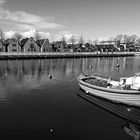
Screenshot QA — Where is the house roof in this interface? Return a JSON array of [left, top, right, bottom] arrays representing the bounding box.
[[20, 38, 29, 47], [21, 37, 41, 48], [20, 38, 29, 45], [36, 39, 45, 47], [3, 38, 20, 47]]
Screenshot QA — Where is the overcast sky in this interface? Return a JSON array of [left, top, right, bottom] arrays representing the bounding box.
[[0, 0, 140, 41]]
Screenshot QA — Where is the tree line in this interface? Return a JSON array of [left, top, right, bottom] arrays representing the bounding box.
[[1, 28, 140, 50]]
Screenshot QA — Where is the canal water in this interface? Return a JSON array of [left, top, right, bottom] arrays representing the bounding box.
[[0, 56, 139, 140]]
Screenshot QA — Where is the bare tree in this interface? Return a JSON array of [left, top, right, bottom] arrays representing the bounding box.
[[87, 39, 92, 44], [93, 39, 98, 49], [123, 34, 132, 44], [129, 35, 138, 45], [61, 35, 66, 42], [136, 37, 140, 45], [114, 34, 124, 42], [93, 39, 98, 45], [13, 32, 23, 42], [69, 35, 77, 50], [34, 31, 41, 41], [61, 36, 67, 48], [0, 28, 5, 42], [69, 35, 76, 45], [79, 36, 85, 46]]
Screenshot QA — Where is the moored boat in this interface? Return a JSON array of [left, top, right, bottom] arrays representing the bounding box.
[[77, 73, 140, 107]]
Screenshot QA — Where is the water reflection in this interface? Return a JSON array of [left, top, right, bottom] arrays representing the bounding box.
[[122, 121, 140, 140], [77, 91, 140, 140], [0, 57, 140, 99], [0, 57, 140, 139]]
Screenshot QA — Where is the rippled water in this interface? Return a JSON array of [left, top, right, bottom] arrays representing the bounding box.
[[0, 56, 139, 140]]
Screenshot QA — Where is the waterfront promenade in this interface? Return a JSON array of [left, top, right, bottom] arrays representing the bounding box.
[[0, 52, 138, 59]]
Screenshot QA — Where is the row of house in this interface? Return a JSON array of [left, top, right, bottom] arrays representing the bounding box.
[[96, 41, 140, 52], [0, 37, 139, 53], [0, 37, 96, 53], [0, 37, 53, 53]]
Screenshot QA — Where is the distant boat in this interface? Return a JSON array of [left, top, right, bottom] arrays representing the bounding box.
[[77, 73, 140, 107]]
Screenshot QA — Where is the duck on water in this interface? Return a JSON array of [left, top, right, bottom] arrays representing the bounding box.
[[77, 73, 140, 107]]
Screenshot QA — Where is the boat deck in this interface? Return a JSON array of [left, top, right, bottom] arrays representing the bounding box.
[[83, 77, 135, 91], [83, 78, 109, 88]]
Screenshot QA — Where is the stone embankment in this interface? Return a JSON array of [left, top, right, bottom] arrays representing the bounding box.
[[0, 52, 138, 59]]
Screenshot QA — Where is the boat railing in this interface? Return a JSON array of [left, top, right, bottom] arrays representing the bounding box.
[[91, 73, 111, 80], [134, 72, 140, 77]]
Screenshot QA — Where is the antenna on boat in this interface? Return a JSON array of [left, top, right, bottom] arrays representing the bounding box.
[[108, 75, 111, 83]]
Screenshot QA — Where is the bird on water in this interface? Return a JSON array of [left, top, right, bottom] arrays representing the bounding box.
[[89, 64, 93, 69], [115, 63, 120, 68], [48, 74, 53, 79]]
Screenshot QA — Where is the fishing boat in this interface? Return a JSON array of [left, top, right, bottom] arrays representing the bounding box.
[[77, 73, 140, 107]]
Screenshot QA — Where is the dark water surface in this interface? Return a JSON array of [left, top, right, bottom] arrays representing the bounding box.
[[0, 57, 140, 140]]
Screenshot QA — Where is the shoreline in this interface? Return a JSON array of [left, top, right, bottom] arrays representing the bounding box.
[[0, 52, 138, 60]]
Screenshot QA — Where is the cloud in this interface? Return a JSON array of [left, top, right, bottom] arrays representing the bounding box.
[[22, 29, 50, 39], [5, 30, 15, 38], [0, 0, 5, 4], [16, 24, 35, 31], [96, 37, 109, 42], [5, 29, 50, 39], [0, 0, 63, 31], [54, 31, 80, 42]]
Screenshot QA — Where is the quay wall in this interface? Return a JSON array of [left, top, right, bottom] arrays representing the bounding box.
[[0, 52, 137, 60]]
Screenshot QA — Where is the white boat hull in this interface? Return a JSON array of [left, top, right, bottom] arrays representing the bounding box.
[[79, 82, 140, 107]]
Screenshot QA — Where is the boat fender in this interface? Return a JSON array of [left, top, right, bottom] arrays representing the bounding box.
[[85, 90, 89, 95]]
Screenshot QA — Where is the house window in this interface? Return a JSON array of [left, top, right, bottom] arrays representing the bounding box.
[[30, 43, 35, 49], [12, 49, 17, 52], [12, 44, 16, 47]]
